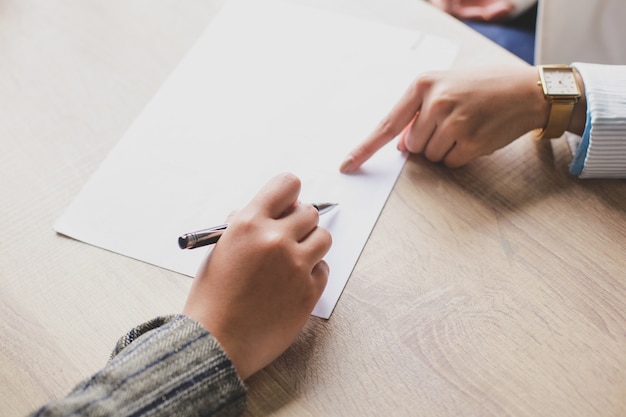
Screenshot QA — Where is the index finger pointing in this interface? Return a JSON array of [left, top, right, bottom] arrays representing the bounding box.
[[339, 79, 425, 173]]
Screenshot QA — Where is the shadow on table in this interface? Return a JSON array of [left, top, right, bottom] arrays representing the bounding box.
[[402, 134, 626, 216]]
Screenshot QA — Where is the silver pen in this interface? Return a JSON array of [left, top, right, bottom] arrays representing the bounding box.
[[178, 202, 338, 250]]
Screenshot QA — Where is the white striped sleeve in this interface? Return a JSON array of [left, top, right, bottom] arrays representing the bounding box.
[[570, 63, 626, 178]]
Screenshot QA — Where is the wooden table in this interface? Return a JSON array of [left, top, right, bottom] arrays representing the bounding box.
[[1, 1, 624, 416]]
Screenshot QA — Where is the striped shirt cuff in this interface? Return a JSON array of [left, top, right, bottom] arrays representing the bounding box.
[[570, 62, 626, 178]]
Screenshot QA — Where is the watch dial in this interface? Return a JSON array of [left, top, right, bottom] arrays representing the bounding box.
[[544, 69, 578, 95]]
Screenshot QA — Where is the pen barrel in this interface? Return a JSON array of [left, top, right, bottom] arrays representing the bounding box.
[[177, 203, 336, 250], [178, 223, 228, 249]]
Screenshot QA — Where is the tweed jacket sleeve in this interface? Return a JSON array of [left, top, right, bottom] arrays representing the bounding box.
[[29, 315, 246, 417]]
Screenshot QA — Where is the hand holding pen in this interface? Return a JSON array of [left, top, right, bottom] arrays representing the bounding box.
[[179, 202, 337, 249], [182, 172, 333, 379]]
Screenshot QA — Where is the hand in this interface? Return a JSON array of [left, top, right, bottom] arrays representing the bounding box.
[[182, 172, 332, 380], [340, 66, 548, 172], [429, 0, 516, 21]]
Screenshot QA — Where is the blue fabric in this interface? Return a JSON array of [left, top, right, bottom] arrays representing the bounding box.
[[464, 21, 535, 64], [461, 4, 537, 64]]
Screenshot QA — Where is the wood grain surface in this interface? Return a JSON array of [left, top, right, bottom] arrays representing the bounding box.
[[1, 1, 624, 416]]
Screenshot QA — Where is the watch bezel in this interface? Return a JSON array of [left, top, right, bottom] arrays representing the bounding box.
[[538, 65, 581, 98]]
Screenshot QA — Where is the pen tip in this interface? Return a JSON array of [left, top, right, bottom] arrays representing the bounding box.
[[178, 236, 189, 250], [314, 202, 338, 214]]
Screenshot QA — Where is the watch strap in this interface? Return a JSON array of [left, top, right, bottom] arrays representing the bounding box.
[[537, 100, 576, 140], [536, 65, 580, 140]]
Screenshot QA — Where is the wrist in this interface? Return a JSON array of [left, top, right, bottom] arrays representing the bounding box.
[[526, 66, 551, 132], [182, 309, 255, 380]]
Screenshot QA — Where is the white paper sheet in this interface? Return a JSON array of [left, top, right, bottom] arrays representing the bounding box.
[[54, 0, 458, 318]]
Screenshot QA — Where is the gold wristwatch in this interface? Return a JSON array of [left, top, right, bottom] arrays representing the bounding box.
[[536, 65, 581, 140]]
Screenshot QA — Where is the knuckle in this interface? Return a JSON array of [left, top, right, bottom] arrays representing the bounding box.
[[423, 147, 440, 162], [404, 135, 421, 153], [414, 72, 438, 92], [235, 212, 258, 233], [430, 94, 454, 114], [292, 256, 309, 273], [320, 228, 332, 250], [263, 229, 290, 250], [304, 203, 319, 220]]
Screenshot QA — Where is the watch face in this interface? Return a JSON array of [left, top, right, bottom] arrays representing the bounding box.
[[543, 68, 579, 96]]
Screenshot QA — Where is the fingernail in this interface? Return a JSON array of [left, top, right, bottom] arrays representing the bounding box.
[[339, 155, 353, 173]]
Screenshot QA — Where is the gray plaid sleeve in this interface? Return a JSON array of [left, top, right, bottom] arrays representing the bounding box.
[[30, 315, 246, 417]]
